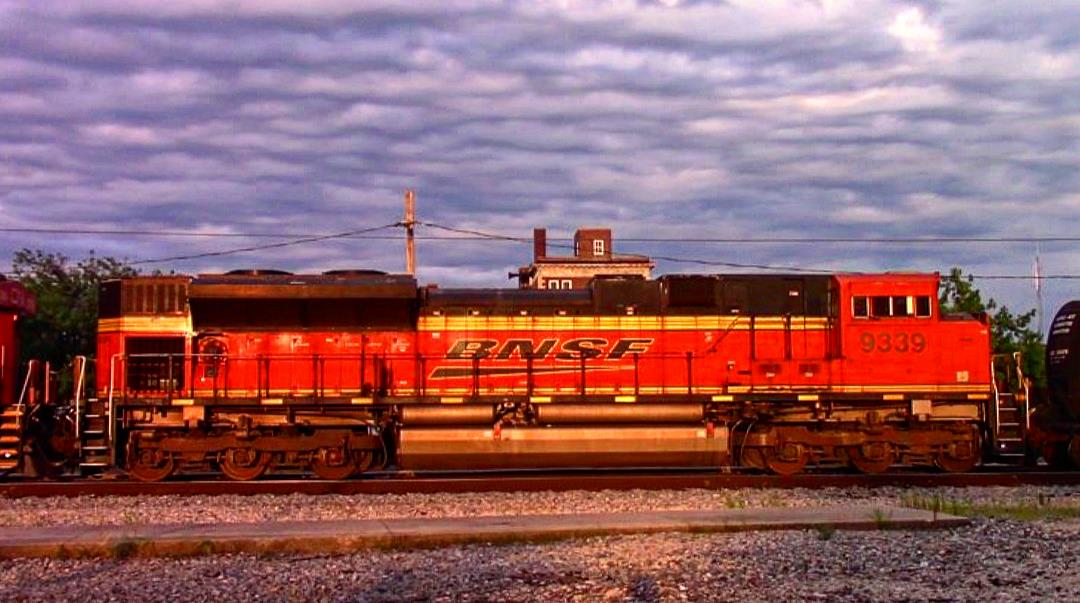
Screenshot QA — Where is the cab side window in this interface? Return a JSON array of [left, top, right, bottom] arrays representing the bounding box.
[[852, 295, 932, 318]]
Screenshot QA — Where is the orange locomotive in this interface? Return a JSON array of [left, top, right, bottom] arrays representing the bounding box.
[[93, 268, 1014, 481]]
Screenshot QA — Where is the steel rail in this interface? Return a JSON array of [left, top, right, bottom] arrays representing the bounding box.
[[2, 470, 1079, 499]]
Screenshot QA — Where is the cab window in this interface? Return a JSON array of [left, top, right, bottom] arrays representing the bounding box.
[[852, 295, 932, 318]]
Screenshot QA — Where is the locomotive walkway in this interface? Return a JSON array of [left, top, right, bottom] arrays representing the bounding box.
[[0, 505, 967, 559]]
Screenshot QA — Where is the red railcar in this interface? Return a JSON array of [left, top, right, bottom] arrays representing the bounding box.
[[95, 269, 1004, 481], [0, 278, 35, 406], [1, 277, 35, 473]]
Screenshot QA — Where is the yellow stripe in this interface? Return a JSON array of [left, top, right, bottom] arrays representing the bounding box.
[[529, 396, 551, 403], [614, 395, 636, 403], [441, 396, 464, 404], [883, 394, 905, 401], [797, 394, 820, 401], [418, 315, 830, 332], [98, 316, 192, 334], [261, 398, 283, 405], [351, 397, 373, 405], [171, 398, 194, 406], [711, 395, 734, 402]]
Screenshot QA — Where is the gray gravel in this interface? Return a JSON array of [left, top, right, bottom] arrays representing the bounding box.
[[2, 486, 1079, 601], [2, 485, 1078, 527], [2, 518, 1079, 602]]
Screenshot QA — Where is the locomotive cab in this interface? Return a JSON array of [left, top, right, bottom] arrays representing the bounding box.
[[836, 273, 990, 396]]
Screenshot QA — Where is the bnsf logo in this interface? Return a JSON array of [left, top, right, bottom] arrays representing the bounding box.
[[445, 338, 654, 361]]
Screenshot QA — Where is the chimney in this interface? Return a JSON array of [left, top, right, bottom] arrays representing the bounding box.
[[534, 228, 547, 260]]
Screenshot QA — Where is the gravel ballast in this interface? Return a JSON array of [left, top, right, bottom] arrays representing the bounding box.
[[2, 486, 1079, 601], [1, 519, 1078, 602], [1, 485, 1078, 528]]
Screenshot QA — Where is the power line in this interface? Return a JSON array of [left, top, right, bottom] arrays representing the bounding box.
[[4, 220, 1079, 280], [129, 223, 399, 265], [420, 221, 1080, 280], [3, 226, 1080, 245]]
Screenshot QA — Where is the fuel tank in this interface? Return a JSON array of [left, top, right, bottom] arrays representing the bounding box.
[[397, 425, 729, 470]]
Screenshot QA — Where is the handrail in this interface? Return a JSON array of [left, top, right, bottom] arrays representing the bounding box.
[[17, 359, 38, 406], [107, 354, 120, 448], [989, 357, 1001, 441], [73, 355, 87, 439], [1013, 351, 1031, 431]]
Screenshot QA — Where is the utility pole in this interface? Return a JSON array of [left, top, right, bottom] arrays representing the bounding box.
[[404, 189, 416, 276]]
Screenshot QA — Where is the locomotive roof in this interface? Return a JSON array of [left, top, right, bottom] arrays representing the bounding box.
[[0, 279, 35, 315], [190, 272, 417, 299], [426, 287, 593, 306]]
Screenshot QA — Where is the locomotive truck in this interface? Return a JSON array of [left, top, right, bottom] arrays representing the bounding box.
[[0, 268, 1071, 480]]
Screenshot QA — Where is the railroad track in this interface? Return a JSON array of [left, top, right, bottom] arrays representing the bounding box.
[[2, 468, 1079, 498]]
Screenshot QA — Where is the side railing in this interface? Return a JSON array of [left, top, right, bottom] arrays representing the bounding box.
[[106, 349, 753, 403]]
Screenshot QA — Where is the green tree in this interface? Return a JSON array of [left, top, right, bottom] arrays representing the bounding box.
[[12, 249, 136, 393], [939, 267, 1045, 386]]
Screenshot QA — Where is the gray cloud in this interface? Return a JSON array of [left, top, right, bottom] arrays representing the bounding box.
[[1, 0, 1078, 316]]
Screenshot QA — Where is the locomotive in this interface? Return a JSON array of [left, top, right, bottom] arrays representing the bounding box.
[[0, 276, 36, 472], [1, 268, 1072, 480]]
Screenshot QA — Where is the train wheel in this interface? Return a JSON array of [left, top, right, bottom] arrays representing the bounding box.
[[849, 442, 894, 474], [763, 442, 809, 476], [935, 439, 979, 473], [219, 447, 270, 481], [1067, 437, 1080, 468], [128, 448, 175, 482], [310, 447, 372, 480]]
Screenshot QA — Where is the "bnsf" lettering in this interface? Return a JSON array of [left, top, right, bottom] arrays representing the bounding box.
[[445, 338, 653, 361]]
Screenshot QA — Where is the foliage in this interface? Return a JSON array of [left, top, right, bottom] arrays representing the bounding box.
[[939, 267, 1045, 387], [12, 249, 136, 393]]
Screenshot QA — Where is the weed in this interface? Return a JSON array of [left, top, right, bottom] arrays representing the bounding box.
[[871, 508, 892, 529], [816, 523, 836, 541], [111, 539, 140, 560], [901, 493, 1080, 522]]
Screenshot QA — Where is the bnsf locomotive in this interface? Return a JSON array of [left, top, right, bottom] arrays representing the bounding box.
[[78, 268, 1024, 481]]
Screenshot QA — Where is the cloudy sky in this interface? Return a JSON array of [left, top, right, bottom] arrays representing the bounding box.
[[1, 0, 1078, 319]]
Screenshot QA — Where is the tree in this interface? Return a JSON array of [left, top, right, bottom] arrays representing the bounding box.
[[939, 267, 1045, 386], [12, 249, 137, 394]]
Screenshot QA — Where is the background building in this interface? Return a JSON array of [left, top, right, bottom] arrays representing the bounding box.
[[515, 227, 653, 289]]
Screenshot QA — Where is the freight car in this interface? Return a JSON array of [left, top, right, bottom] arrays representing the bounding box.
[[62, 268, 1029, 481], [1034, 301, 1080, 467]]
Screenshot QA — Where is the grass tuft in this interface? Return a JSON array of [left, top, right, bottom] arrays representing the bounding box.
[[816, 523, 836, 541], [871, 508, 892, 529], [901, 492, 1080, 521]]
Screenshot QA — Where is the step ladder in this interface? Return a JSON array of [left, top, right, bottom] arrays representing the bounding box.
[[78, 397, 111, 475], [72, 357, 112, 476], [0, 404, 25, 474], [990, 352, 1031, 463]]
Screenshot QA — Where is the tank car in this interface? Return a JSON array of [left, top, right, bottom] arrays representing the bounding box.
[[1034, 301, 1080, 467]]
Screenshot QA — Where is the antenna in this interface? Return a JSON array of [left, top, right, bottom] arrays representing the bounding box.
[[1034, 247, 1044, 335], [404, 189, 416, 276]]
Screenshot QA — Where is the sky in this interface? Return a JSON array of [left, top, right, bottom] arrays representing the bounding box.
[[1, 0, 1078, 323]]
